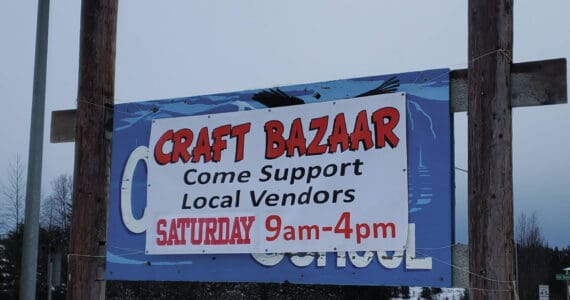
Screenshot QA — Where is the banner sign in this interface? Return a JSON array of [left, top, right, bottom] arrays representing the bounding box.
[[107, 68, 454, 287], [146, 94, 408, 255]]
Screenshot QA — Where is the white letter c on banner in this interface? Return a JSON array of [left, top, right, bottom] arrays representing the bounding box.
[[120, 146, 149, 234]]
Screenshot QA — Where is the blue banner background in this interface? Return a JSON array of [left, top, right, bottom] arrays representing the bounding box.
[[107, 68, 454, 287]]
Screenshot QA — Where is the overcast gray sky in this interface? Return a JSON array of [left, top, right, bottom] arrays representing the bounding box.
[[1, 1, 569, 247]]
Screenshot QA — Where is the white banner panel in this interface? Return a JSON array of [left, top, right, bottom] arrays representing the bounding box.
[[145, 93, 408, 254]]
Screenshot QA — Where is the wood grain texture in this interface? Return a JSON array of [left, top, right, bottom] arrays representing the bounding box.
[[451, 58, 567, 112], [67, 1, 117, 299], [467, 0, 515, 299], [50, 109, 76, 143]]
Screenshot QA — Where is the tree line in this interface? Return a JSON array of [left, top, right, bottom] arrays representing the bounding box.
[[0, 156, 72, 299], [515, 212, 570, 300]]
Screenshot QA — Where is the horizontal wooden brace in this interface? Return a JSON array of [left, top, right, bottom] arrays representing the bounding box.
[[450, 58, 566, 112], [51, 58, 566, 143]]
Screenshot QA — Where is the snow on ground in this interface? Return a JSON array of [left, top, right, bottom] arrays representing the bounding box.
[[392, 287, 466, 299]]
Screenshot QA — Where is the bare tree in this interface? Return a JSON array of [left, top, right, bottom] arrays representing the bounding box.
[[41, 174, 73, 231], [516, 211, 544, 248], [515, 211, 549, 299], [1, 155, 26, 232]]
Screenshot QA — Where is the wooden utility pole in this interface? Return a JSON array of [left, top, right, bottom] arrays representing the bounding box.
[[468, 0, 515, 299], [67, 1, 117, 299]]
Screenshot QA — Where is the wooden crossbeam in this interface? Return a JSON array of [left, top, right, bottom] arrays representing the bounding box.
[[451, 58, 566, 112], [51, 109, 76, 143], [50, 58, 566, 144]]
